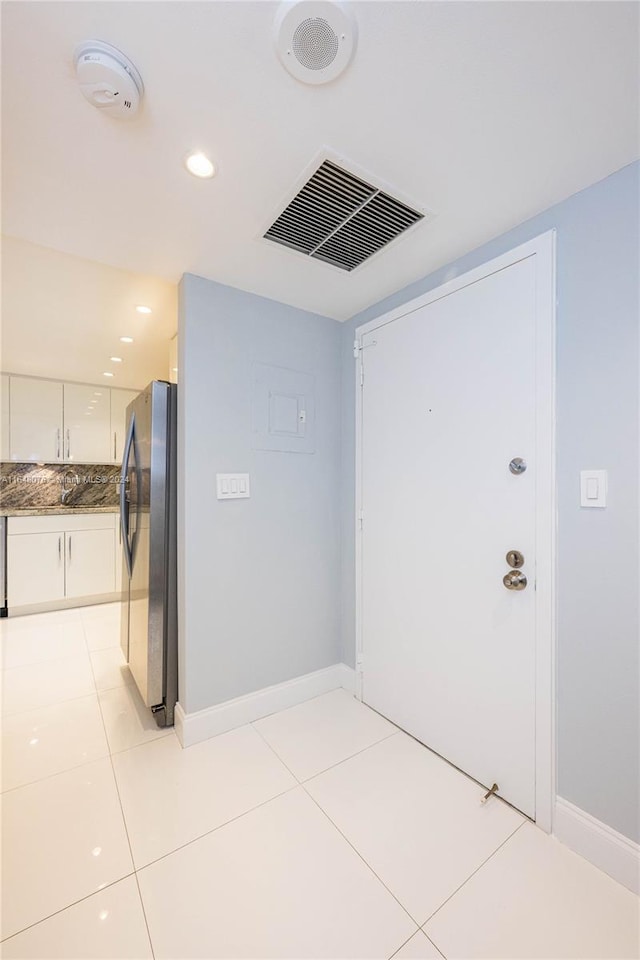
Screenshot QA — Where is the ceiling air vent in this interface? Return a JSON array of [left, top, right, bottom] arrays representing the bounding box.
[[263, 160, 424, 272]]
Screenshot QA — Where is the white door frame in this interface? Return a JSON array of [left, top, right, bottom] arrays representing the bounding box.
[[354, 230, 556, 833]]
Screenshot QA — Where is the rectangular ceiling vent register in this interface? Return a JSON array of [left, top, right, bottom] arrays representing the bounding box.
[[263, 160, 424, 272]]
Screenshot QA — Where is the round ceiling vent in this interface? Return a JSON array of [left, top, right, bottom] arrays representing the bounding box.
[[274, 1, 357, 85], [74, 40, 144, 120]]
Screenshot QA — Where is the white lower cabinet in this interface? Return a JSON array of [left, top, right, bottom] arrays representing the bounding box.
[[65, 528, 115, 599], [7, 513, 118, 611], [7, 532, 66, 607]]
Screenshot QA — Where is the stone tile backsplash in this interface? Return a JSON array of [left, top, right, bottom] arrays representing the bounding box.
[[0, 462, 122, 510]]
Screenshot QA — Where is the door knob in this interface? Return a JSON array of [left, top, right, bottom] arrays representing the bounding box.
[[503, 570, 527, 591]]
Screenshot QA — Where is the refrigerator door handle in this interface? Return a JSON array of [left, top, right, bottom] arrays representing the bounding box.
[[120, 413, 135, 578]]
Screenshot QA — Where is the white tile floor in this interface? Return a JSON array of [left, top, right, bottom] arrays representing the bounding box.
[[1, 604, 639, 959]]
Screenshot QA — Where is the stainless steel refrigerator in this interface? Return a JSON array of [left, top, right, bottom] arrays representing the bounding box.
[[120, 381, 177, 727]]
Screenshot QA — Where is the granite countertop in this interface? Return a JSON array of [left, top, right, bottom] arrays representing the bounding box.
[[2, 505, 120, 517]]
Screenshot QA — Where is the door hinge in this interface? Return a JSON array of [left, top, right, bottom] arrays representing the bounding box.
[[356, 654, 364, 674], [358, 509, 364, 530], [359, 364, 364, 387], [353, 339, 360, 359]]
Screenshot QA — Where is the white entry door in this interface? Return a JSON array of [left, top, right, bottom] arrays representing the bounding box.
[[359, 246, 553, 821]]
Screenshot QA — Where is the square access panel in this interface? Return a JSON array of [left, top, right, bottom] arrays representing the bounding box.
[[252, 363, 315, 454]]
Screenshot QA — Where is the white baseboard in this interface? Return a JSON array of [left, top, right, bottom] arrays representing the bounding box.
[[337, 662, 356, 693], [554, 797, 640, 894], [175, 662, 357, 748]]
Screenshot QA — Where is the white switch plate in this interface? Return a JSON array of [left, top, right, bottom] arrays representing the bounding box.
[[216, 473, 250, 500], [580, 470, 607, 508]]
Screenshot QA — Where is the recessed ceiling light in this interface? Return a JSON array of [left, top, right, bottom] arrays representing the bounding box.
[[110, 357, 123, 363], [103, 371, 114, 377], [136, 305, 152, 315], [120, 336, 134, 343], [185, 151, 215, 179]]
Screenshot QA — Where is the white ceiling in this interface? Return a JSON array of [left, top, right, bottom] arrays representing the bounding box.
[[1, 236, 177, 389], [2, 1, 638, 322]]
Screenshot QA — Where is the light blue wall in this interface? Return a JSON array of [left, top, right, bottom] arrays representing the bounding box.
[[340, 161, 640, 842], [178, 275, 342, 713]]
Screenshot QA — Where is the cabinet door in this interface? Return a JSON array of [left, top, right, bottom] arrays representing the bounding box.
[[63, 384, 111, 463], [110, 389, 138, 464], [65, 528, 115, 598], [1, 373, 9, 460], [8, 532, 66, 607], [9, 377, 63, 462]]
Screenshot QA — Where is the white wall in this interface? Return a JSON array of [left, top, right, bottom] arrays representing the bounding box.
[[178, 275, 341, 714]]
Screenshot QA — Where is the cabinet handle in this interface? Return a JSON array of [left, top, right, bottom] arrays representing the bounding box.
[[114, 431, 117, 461], [58, 535, 62, 562], [56, 429, 61, 459], [65, 429, 70, 459], [68, 535, 72, 563]]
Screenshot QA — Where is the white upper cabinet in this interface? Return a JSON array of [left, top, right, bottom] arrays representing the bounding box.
[[1, 374, 9, 460], [9, 376, 63, 462], [63, 382, 111, 463], [5, 376, 140, 464], [110, 388, 138, 464]]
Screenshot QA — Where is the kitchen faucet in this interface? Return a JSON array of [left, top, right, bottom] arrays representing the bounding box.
[[61, 471, 79, 504]]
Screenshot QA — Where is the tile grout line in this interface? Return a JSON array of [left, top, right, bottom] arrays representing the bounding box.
[[420, 819, 528, 932], [254, 719, 529, 953], [250, 722, 303, 783], [251, 716, 427, 928], [0, 606, 142, 945], [251, 715, 401, 785], [301, 781, 422, 927], [90, 628, 157, 960], [422, 930, 447, 959], [96, 707, 157, 959], [0, 729, 111, 795], [388, 928, 447, 960], [1, 687, 103, 721], [1, 610, 107, 791], [133, 782, 301, 873], [301, 729, 400, 783], [0, 872, 138, 945]]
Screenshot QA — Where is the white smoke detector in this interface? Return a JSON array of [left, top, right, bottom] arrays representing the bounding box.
[[274, 1, 357, 85], [74, 40, 144, 119]]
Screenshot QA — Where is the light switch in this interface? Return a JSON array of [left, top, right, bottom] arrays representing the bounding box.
[[580, 470, 607, 508], [586, 478, 599, 500], [216, 473, 250, 500]]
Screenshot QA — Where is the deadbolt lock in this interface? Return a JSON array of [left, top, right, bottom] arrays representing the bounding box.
[[503, 570, 528, 591], [509, 457, 527, 475], [505, 549, 525, 569]]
